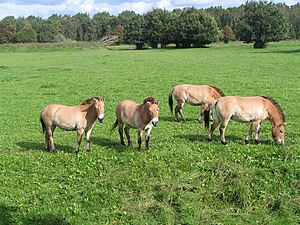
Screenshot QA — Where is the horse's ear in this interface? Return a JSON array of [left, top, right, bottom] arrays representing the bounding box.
[[102, 96, 106, 102], [156, 100, 160, 105], [93, 96, 100, 101]]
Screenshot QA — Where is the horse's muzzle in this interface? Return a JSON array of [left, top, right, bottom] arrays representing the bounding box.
[[278, 139, 284, 145], [98, 117, 104, 123], [152, 118, 158, 126]]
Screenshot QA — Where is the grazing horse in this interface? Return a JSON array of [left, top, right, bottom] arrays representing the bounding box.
[[40, 96, 105, 152], [111, 98, 160, 151], [168, 84, 225, 123], [204, 96, 286, 145]]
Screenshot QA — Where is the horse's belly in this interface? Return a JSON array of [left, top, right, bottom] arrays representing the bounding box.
[[53, 114, 80, 131], [121, 111, 139, 128], [231, 111, 261, 122], [56, 121, 77, 131]]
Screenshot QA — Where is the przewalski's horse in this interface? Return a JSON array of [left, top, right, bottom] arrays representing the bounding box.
[[204, 96, 286, 145], [40, 96, 105, 152], [111, 98, 160, 151], [168, 84, 225, 123]]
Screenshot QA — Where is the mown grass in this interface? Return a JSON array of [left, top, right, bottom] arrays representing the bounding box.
[[0, 41, 299, 224]]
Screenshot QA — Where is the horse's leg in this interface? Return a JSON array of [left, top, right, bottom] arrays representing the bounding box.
[[145, 127, 153, 150], [209, 109, 214, 121], [198, 104, 209, 123], [219, 118, 230, 145], [175, 101, 186, 122], [47, 126, 56, 152], [207, 117, 220, 142], [44, 128, 49, 150], [118, 123, 125, 146], [85, 128, 92, 151], [254, 122, 262, 145], [174, 104, 180, 122], [245, 121, 259, 145], [124, 125, 132, 147], [75, 128, 84, 153], [137, 128, 143, 151]]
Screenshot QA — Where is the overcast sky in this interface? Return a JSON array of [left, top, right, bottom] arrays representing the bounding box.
[[0, 0, 299, 19]]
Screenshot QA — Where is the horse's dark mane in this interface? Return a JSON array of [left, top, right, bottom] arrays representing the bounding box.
[[143, 96, 155, 104], [209, 85, 225, 97], [261, 96, 286, 122], [81, 96, 100, 105]]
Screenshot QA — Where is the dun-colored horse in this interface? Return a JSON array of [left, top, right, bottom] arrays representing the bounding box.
[[204, 96, 286, 145], [169, 84, 225, 123], [40, 96, 105, 152], [111, 98, 160, 151]]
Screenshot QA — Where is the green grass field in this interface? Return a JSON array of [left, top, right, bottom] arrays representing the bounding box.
[[0, 42, 299, 224]]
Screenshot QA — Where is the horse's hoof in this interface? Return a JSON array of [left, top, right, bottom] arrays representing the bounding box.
[[221, 140, 228, 145], [244, 140, 250, 145], [207, 137, 212, 143], [198, 119, 203, 123], [255, 140, 261, 145]]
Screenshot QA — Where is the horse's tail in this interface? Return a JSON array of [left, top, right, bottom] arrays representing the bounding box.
[[40, 112, 46, 134], [110, 119, 118, 135], [168, 88, 174, 115], [204, 100, 217, 130]]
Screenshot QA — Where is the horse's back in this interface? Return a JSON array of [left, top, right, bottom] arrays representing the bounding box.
[[117, 100, 140, 115], [172, 84, 215, 104], [41, 104, 62, 119], [216, 96, 267, 122], [42, 104, 81, 128]]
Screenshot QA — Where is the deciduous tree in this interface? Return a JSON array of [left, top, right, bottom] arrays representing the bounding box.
[[223, 25, 235, 43], [173, 8, 219, 48], [237, 0, 288, 48], [16, 23, 37, 43]]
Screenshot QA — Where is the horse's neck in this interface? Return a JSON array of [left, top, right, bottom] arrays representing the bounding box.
[[141, 104, 151, 124], [266, 102, 283, 127], [81, 103, 96, 117]]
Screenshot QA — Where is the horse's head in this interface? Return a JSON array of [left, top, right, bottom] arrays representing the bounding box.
[[147, 100, 160, 126], [272, 123, 285, 144], [94, 97, 105, 123]]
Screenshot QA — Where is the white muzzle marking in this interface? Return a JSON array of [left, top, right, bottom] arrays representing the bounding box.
[[98, 114, 104, 122], [152, 118, 159, 126]]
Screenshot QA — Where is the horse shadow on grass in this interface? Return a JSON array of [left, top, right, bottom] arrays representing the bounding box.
[[159, 116, 205, 123], [159, 115, 176, 122], [175, 133, 243, 144], [17, 141, 74, 153], [93, 136, 126, 152]]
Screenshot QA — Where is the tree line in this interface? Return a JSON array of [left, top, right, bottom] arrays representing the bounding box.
[[0, 1, 299, 48]]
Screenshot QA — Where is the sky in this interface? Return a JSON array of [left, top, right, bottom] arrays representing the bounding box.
[[0, 0, 299, 19]]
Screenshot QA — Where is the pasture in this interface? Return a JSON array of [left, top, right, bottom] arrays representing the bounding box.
[[0, 42, 299, 224]]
